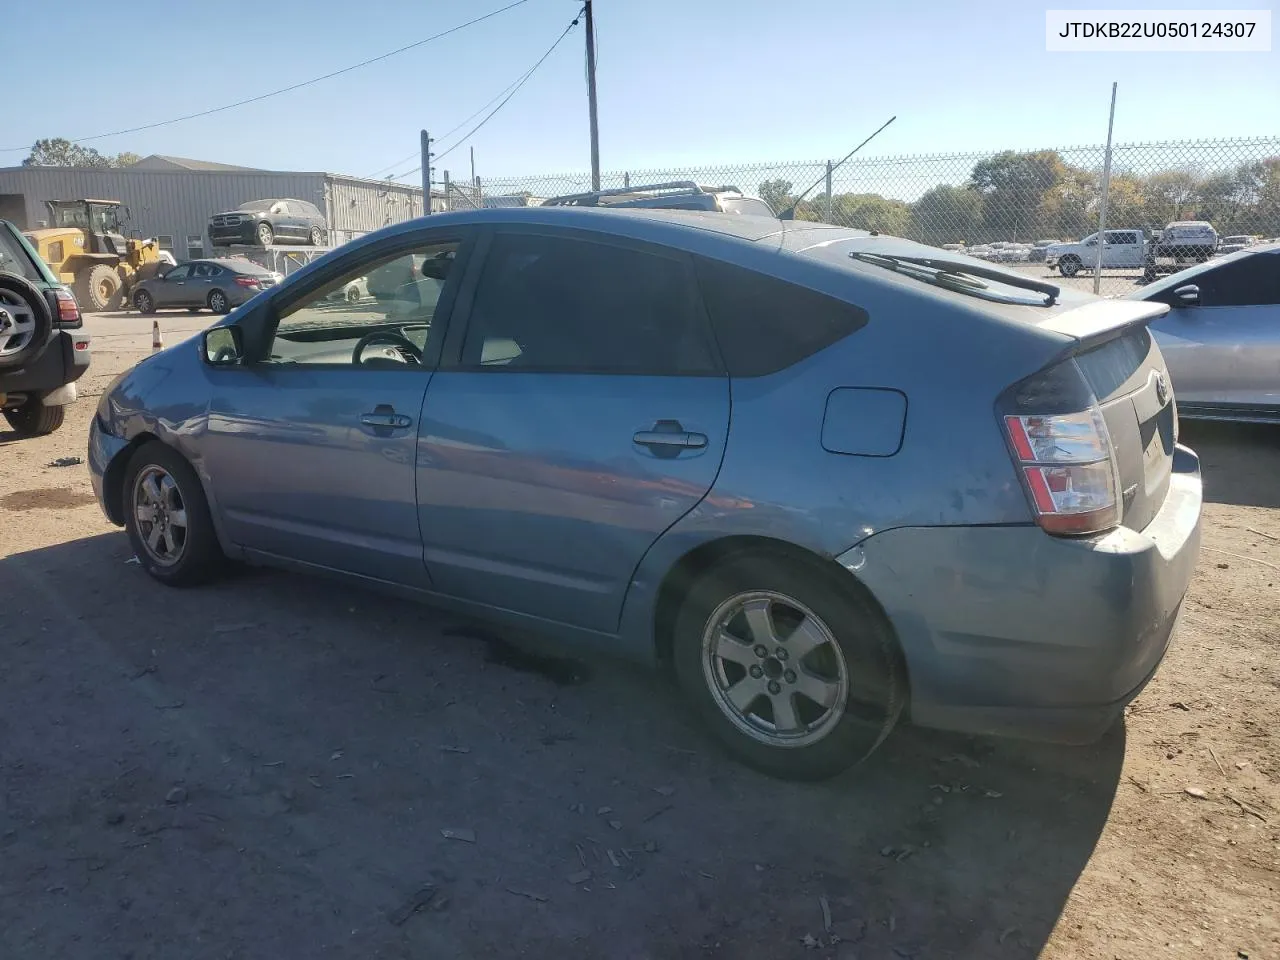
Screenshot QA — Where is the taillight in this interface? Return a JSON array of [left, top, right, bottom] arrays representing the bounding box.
[[1000, 360, 1121, 537], [53, 287, 81, 326], [234, 276, 260, 288]]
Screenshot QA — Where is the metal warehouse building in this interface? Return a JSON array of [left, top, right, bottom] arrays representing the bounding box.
[[0, 155, 436, 261]]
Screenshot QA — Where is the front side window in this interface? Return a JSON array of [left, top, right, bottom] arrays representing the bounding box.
[[460, 232, 716, 374], [0, 225, 41, 280], [266, 241, 460, 367], [165, 265, 191, 281], [1194, 255, 1280, 308]]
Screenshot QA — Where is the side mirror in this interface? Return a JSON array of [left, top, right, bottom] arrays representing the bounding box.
[[156, 269, 169, 280], [1174, 284, 1200, 305], [204, 325, 244, 365]]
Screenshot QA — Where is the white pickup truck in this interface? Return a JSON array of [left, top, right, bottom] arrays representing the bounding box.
[[1044, 229, 1146, 277]]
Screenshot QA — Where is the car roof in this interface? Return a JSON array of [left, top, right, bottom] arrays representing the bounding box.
[[193, 257, 275, 274]]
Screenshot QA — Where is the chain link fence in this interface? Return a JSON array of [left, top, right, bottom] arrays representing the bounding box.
[[475, 136, 1280, 296]]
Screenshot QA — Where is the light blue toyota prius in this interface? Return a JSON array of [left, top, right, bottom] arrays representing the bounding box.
[[89, 207, 1203, 779]]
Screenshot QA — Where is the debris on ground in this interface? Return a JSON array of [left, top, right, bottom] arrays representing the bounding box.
[[643, 803, 673, 822], [653, 785, 676, 796], [164, 786, 187, 805], [607, 849, 621, 868], [1184, 787, 1209, 799], [939, 753, 981, 768], [596, 806, 612, 815], [801, 933, 820, 949], [566, 869, 592, 885], [642, 840, 658, 853], [608, 820, 622, 831], [441, 828, 476, 843], [387, 885, 437, 925], [440, 745, 470, 754], [819, 895, 832, 932], [211, 622, 260, 634], [983, 789, 1004, 798], [47, 457, 83, 468]]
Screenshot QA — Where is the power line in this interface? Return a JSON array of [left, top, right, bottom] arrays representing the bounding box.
[[392, 6, 583, 182], [0, 0, 531, 154]]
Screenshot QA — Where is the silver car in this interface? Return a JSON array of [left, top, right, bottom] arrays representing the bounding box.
[[131, 259, 282, 316], [1129, 243, 1280, 423], [88, 208, 1203, 780]]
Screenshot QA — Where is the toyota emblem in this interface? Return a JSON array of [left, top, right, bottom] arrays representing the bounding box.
[[1155, 371, 1170, 406]]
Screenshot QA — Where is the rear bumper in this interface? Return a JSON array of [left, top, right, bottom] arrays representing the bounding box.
[[0, 331, 90, 399], [841, 444, 1203, 744]]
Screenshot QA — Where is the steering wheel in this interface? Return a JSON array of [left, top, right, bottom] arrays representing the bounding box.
[[352, 329, 423, 366]]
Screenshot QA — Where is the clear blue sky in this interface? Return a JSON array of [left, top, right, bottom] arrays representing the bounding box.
[[4, 0, 1276, 181]]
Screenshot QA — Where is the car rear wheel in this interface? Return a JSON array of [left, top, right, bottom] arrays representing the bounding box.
[[1058, 255, 1081, 278], [123, 442, 224, 586], [672, 551, 905, 780], [256, 222, 274, 247], [3, 400, 64, 436], [309, 226, 325, 246], [207, 289, 229, 314], [133, 289, 156, 314], [346, 285, 360, 303]]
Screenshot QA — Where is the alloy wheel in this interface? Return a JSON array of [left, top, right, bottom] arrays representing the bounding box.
[[701, 591, 849, 748], [132, 465, 188, 567]]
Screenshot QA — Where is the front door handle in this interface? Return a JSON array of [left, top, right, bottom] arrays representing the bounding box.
[[360, 403, 413, 433], [361, 412, 413, 428]]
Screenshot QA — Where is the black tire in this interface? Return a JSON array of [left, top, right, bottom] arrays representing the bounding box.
[[1058, 255, 1081, 278], [0, 273, 53, 370], [207, 289, 229, 314], [672, 551, 906, 781], [122, 441, 224, 587], [309, 226, 325, 246], [346, 286, 360, 303], [3, 401, 64, 436], [80, 263, 123, 312], [133, 289, 157, 315], [256, 222, 274, 247]]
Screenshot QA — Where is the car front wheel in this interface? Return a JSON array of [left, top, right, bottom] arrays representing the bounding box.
[[672, 551, 905, 780], [1058, 255, 1082, 277], [123, 442, 224, 586]]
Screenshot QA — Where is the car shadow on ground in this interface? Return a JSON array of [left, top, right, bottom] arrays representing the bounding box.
[[1181, 420, 1280, 510], [0, 532, 1124, 959]]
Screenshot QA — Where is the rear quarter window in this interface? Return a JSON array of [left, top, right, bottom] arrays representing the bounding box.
[[694, 257, 869, 377]]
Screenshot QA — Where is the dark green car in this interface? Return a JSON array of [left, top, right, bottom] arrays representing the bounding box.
[[0, 218, 91, 436]]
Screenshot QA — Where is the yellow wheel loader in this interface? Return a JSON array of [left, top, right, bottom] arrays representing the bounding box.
[[22, 200, 164, 312]]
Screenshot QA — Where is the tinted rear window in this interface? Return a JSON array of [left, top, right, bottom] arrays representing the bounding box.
[[694, 257, 868, 377]]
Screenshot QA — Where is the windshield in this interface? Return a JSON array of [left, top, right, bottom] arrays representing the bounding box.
[[238, 200, 277, 212], [90, 204, 122, 233], [718, 197, 776, 218], [52, 205, 90, 229]]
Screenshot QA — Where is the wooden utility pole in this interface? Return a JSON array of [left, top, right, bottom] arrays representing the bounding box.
[[584, 0, 600, 190], [420, 130, 433, 215]]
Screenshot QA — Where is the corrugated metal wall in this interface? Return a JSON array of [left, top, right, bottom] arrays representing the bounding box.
[[0, 167, 328, 253], [326, 176, 428, 243], [0, 167, 432, 253]]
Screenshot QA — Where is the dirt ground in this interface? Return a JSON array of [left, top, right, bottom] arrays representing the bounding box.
[[1, 329, 1277, 960]]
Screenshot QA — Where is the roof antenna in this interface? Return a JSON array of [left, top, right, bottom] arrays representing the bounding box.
[[778, 116, 897, 221]]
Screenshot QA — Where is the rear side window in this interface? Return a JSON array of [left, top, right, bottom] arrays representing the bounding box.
[[461, 232, 718, 375], [694, 257, 869, 377]]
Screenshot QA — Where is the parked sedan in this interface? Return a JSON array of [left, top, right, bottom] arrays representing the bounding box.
[[209, 199, 328, 248], [1128, 243, 1280, 423], [131, 259, 282, 315], [89, 207, 1203, 780]]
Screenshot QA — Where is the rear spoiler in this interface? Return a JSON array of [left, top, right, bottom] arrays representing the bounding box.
[[1034, 299, 1169, 352]]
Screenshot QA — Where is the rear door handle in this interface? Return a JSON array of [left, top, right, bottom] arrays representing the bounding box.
[[632, 430, 706, 449]]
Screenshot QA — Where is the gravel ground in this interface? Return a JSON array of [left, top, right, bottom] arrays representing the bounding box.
[[1, 325, 1277, 959]]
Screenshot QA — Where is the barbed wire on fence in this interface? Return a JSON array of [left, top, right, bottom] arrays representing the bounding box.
[[461, 136, 1280, 295]]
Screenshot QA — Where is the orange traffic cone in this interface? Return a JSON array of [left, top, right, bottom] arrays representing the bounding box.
[[151, 320, 163, 351]]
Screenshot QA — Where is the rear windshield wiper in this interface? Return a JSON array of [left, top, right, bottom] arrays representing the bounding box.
[[849, 251, 1060, 306]]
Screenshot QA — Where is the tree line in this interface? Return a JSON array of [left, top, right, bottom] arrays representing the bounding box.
[[23, 139, 142, 169], [759, 149, 1280, 244]]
